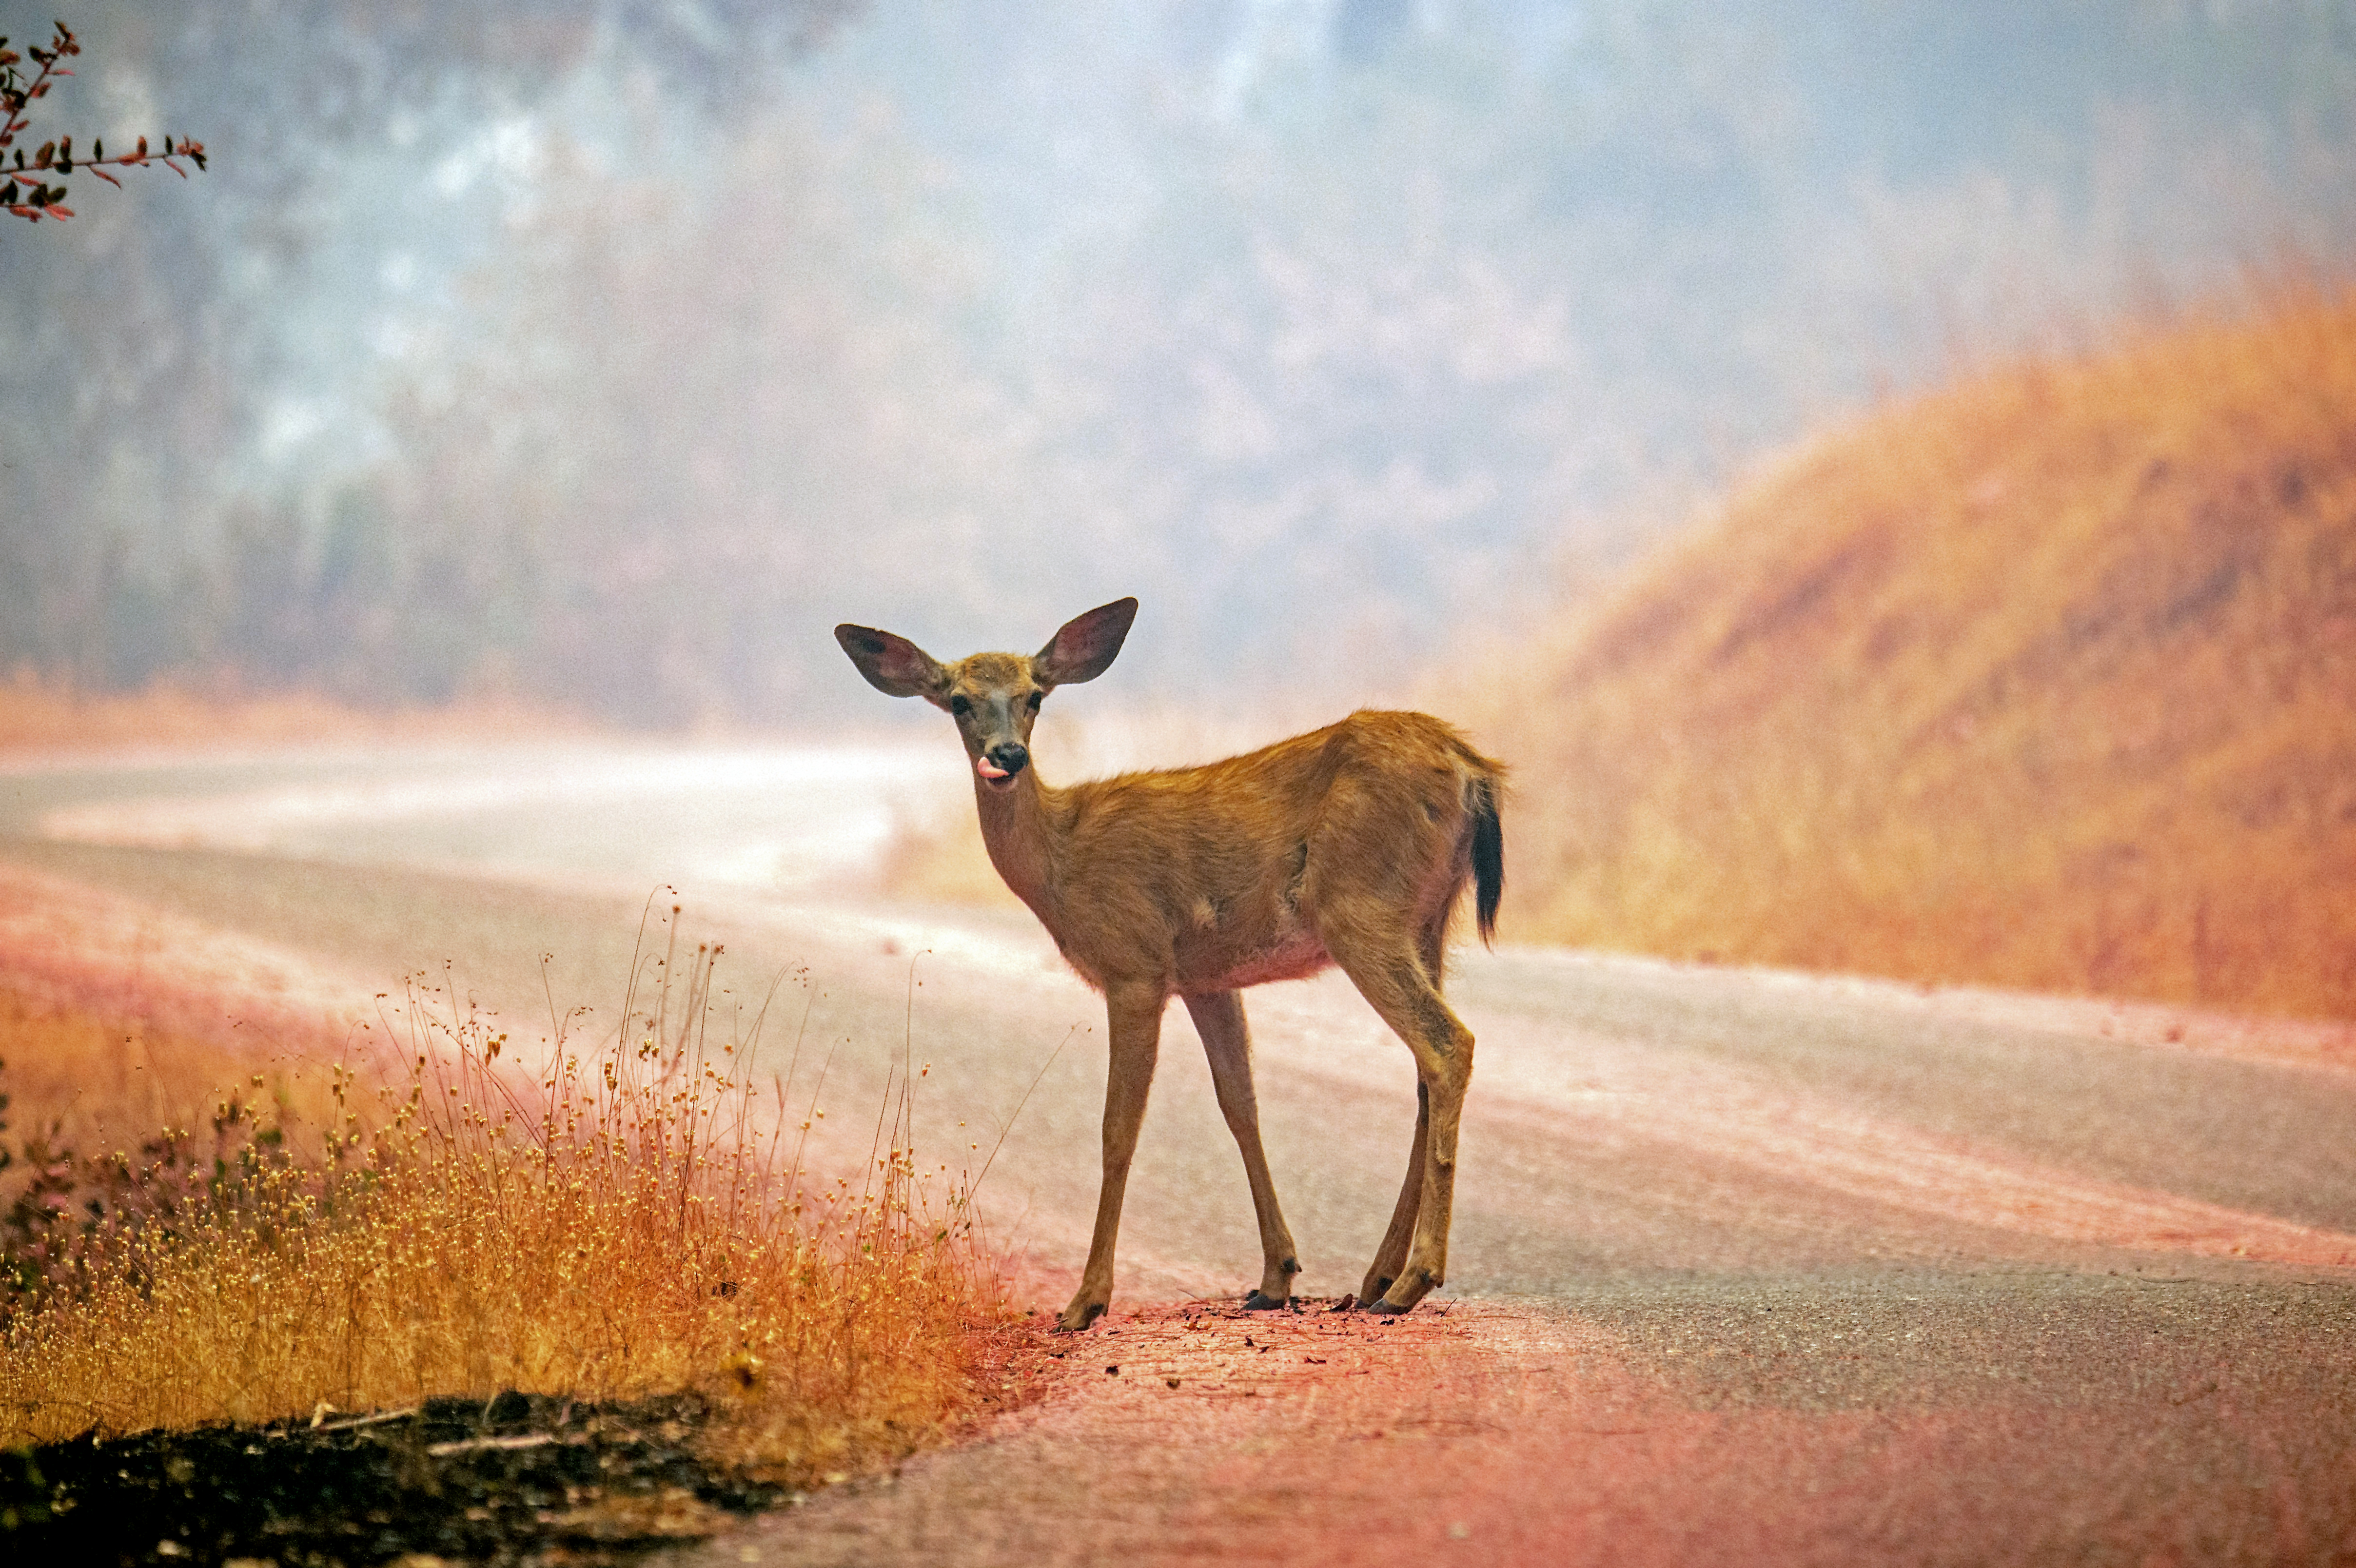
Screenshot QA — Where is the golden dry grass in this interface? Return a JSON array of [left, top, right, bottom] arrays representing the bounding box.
[[0, 670, 593, 753], [1468, 285, 2356, 1019], [0, 952, 1004, 1482], [0, 985, 348, 1174]]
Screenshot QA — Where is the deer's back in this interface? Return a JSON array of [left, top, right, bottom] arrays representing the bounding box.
[[1042, 710, 1498, 992]]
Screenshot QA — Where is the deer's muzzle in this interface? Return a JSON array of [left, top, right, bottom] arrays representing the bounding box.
[[978, 742, 1029, 791]]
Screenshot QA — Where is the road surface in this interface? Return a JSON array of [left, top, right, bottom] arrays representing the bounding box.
[[4, 745, 2353, 1565]]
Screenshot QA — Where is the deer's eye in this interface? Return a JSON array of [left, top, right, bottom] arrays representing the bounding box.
[[1026, 691, 1044, 710], [949, 695, 972, 717]]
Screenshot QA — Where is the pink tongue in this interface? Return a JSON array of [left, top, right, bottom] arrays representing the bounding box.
[[976, 758, 1010, 780]]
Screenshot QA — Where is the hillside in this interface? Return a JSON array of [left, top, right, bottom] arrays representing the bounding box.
[[1475, 289, 2356, 1019]]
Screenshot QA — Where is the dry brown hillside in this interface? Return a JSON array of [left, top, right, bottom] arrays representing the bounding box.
[[1474, 288, 2356, 1019]]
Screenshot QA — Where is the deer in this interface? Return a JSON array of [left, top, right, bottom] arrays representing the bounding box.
[[836, 598, 1504, 1330]]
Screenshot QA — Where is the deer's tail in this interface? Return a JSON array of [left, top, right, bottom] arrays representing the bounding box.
[[1466, 771, 1505, 949], [1429, 723, 1507, 948]]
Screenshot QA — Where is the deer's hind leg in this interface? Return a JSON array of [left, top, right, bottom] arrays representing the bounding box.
[[1184, 990, 1301, 1308], [1357, 909, 1456, 1304], [1326, 926, 1474, 1314], [1361, 1078, 1429, 1306]]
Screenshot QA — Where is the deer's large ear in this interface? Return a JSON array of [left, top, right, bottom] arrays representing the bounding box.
[[1034, 598, 1137, 687], [836, 624, 948, 701]]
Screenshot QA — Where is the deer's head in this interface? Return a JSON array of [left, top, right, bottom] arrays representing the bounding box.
[[835, 598, 1137, 793]]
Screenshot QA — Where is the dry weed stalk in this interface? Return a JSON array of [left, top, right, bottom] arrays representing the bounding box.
[[0, 932, 1002, 1483]]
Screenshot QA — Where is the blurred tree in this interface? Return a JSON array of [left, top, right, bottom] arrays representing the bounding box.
[[0, 0, 861, 708]]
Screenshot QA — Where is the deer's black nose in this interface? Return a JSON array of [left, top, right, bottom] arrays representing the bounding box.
[[988, 742, 1030, 776]]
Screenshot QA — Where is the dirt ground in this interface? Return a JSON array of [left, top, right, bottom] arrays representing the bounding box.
[[4, 792, 2354, 1566], [708, 1287, 2356, 1568]]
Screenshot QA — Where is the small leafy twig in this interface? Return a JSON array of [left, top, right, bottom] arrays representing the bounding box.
[[0, 20, 206, 224]]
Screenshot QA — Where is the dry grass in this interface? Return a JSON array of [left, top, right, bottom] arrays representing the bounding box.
[[0, 945, 1004, 1483], [0, 670, 594, 754], [0, 986, 348, 1179], [1468, 284, 2356, 1019]]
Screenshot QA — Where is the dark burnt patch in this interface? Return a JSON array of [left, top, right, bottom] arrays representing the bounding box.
[[1, 1389, 786, 1566]]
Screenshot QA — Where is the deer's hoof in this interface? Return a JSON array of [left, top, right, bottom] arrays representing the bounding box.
[[1363, 1295, 1413, 1315], [1242, 1290, 1288, 1311], [1054, 1300, 1107, 1333]]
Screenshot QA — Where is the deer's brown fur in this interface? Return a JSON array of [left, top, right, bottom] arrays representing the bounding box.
[[836, 599, 1504, 1329]]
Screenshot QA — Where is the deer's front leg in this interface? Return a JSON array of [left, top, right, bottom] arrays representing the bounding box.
[[1183, 990, 1301, 1308], [1059, 981, 1165, 1332]]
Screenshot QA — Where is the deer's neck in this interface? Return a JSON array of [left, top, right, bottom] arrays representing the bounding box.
[[974, 769, 1062, 926]]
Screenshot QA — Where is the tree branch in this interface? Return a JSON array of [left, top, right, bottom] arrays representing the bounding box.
[[0, 21, 207, 224]]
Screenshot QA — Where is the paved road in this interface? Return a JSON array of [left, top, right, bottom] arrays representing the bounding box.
[[6, 748, 2354, 1564]]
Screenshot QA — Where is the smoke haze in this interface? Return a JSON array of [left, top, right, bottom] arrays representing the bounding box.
[[5, 0, 2354, 724]]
